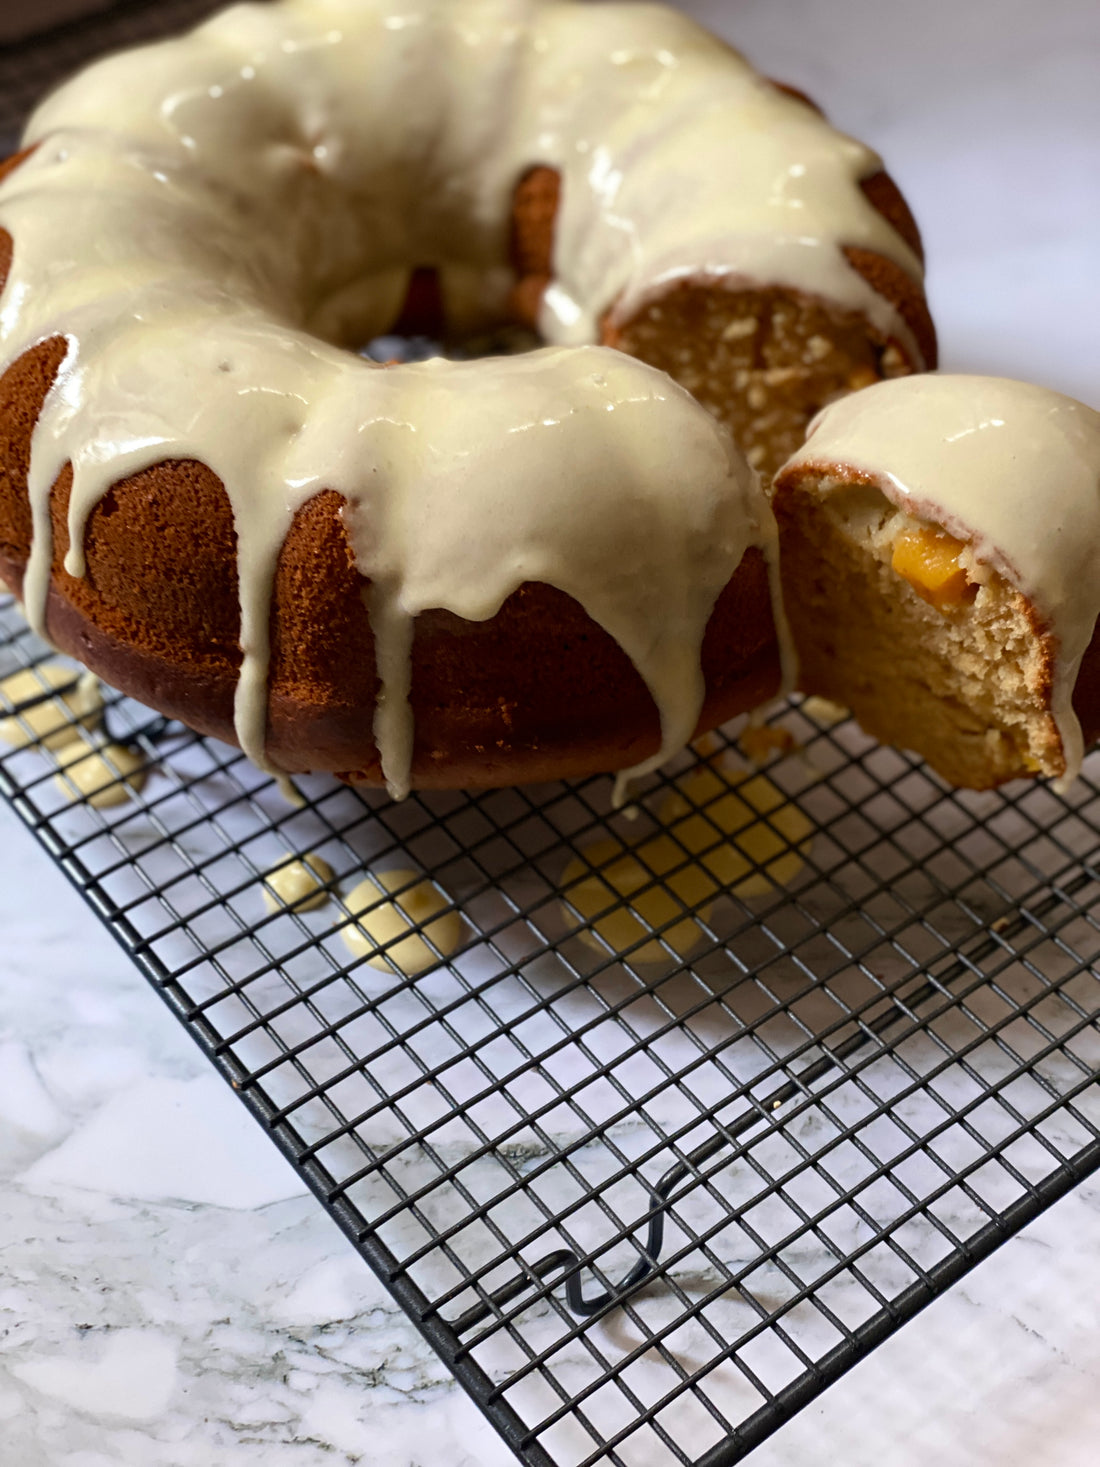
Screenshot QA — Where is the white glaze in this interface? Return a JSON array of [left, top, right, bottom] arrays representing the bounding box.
[[561, 764, 813, 964], [0, 0, 920, 794], [342, 870, 462, 974], [262, 853, 334, 913], [520, 4, 923, 351], [658, 764, 813, 897], [562, 835, 714, 965], [0, 664, 102, 750], [785, 374, 1100, 784], [53, 736, 147, 807]]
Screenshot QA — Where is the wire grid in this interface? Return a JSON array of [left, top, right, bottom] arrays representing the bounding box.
[[3, 5, 1100, 1464], [3, 596, 1100, 1467]]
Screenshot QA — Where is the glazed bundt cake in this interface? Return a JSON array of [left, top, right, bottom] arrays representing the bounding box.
[[774, 375, 1100, 790], [0, 0, 933, 796]]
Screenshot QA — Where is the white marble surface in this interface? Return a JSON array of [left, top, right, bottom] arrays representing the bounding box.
[[2, 0, 1100, 1463]]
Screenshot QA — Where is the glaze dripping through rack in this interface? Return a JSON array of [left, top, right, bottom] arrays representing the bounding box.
[[2, 596, 1099, 1467]]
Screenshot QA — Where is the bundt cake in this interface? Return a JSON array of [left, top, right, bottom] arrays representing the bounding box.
[[0, 0, 933, 796], [773, 375, 1100, 790]]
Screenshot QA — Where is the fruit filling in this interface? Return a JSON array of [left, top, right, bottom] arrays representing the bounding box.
[[891, 526, 978, 610]]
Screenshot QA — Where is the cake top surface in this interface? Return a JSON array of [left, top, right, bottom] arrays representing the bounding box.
[[21, 0, 922, 349]]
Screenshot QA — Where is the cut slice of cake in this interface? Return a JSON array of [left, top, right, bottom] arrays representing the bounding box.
[[773, 375, 1100, 789]]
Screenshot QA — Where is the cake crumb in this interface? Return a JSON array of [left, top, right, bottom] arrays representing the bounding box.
[[805, 334, 832, 362], [739, 724, 797, 764], [846, 365, 879, 392], [691, 732, 722, 757], [801, 696, 850, 727]]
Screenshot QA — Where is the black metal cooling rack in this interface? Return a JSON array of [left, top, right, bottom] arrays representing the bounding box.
[[3, 4, 1100, 1465], [3, 600, 1100, 1467]]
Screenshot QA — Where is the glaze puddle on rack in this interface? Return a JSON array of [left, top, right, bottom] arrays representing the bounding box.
[[2, 588, 1098, 1467]]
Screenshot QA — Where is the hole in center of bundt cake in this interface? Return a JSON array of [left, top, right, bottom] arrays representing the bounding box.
[[317, 263, 542, 367], [358, 265, 542, 366], [361, 322, 542, 366]]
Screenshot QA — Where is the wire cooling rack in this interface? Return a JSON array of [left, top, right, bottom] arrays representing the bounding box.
[[3, 599, 1100, 1467], [3, 4, 1100, 1465]]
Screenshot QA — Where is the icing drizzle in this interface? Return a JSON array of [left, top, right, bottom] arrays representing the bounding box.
[[0, 0, 920, 794]]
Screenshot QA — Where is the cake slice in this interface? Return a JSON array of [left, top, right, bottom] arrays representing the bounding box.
[[773, 375, 1100, 789]]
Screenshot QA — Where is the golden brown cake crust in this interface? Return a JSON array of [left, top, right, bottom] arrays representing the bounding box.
[[0, 541, 779, 787], [0, 217, 780, 784]]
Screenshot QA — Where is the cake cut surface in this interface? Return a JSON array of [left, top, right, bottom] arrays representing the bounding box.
[[774, 375, 1100, 790]]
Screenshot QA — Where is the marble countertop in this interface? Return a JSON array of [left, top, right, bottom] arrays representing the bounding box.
[[2, 0, 1099, 1463]]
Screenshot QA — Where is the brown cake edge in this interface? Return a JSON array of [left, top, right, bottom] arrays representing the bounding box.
[[0, 546, 780, 785]]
